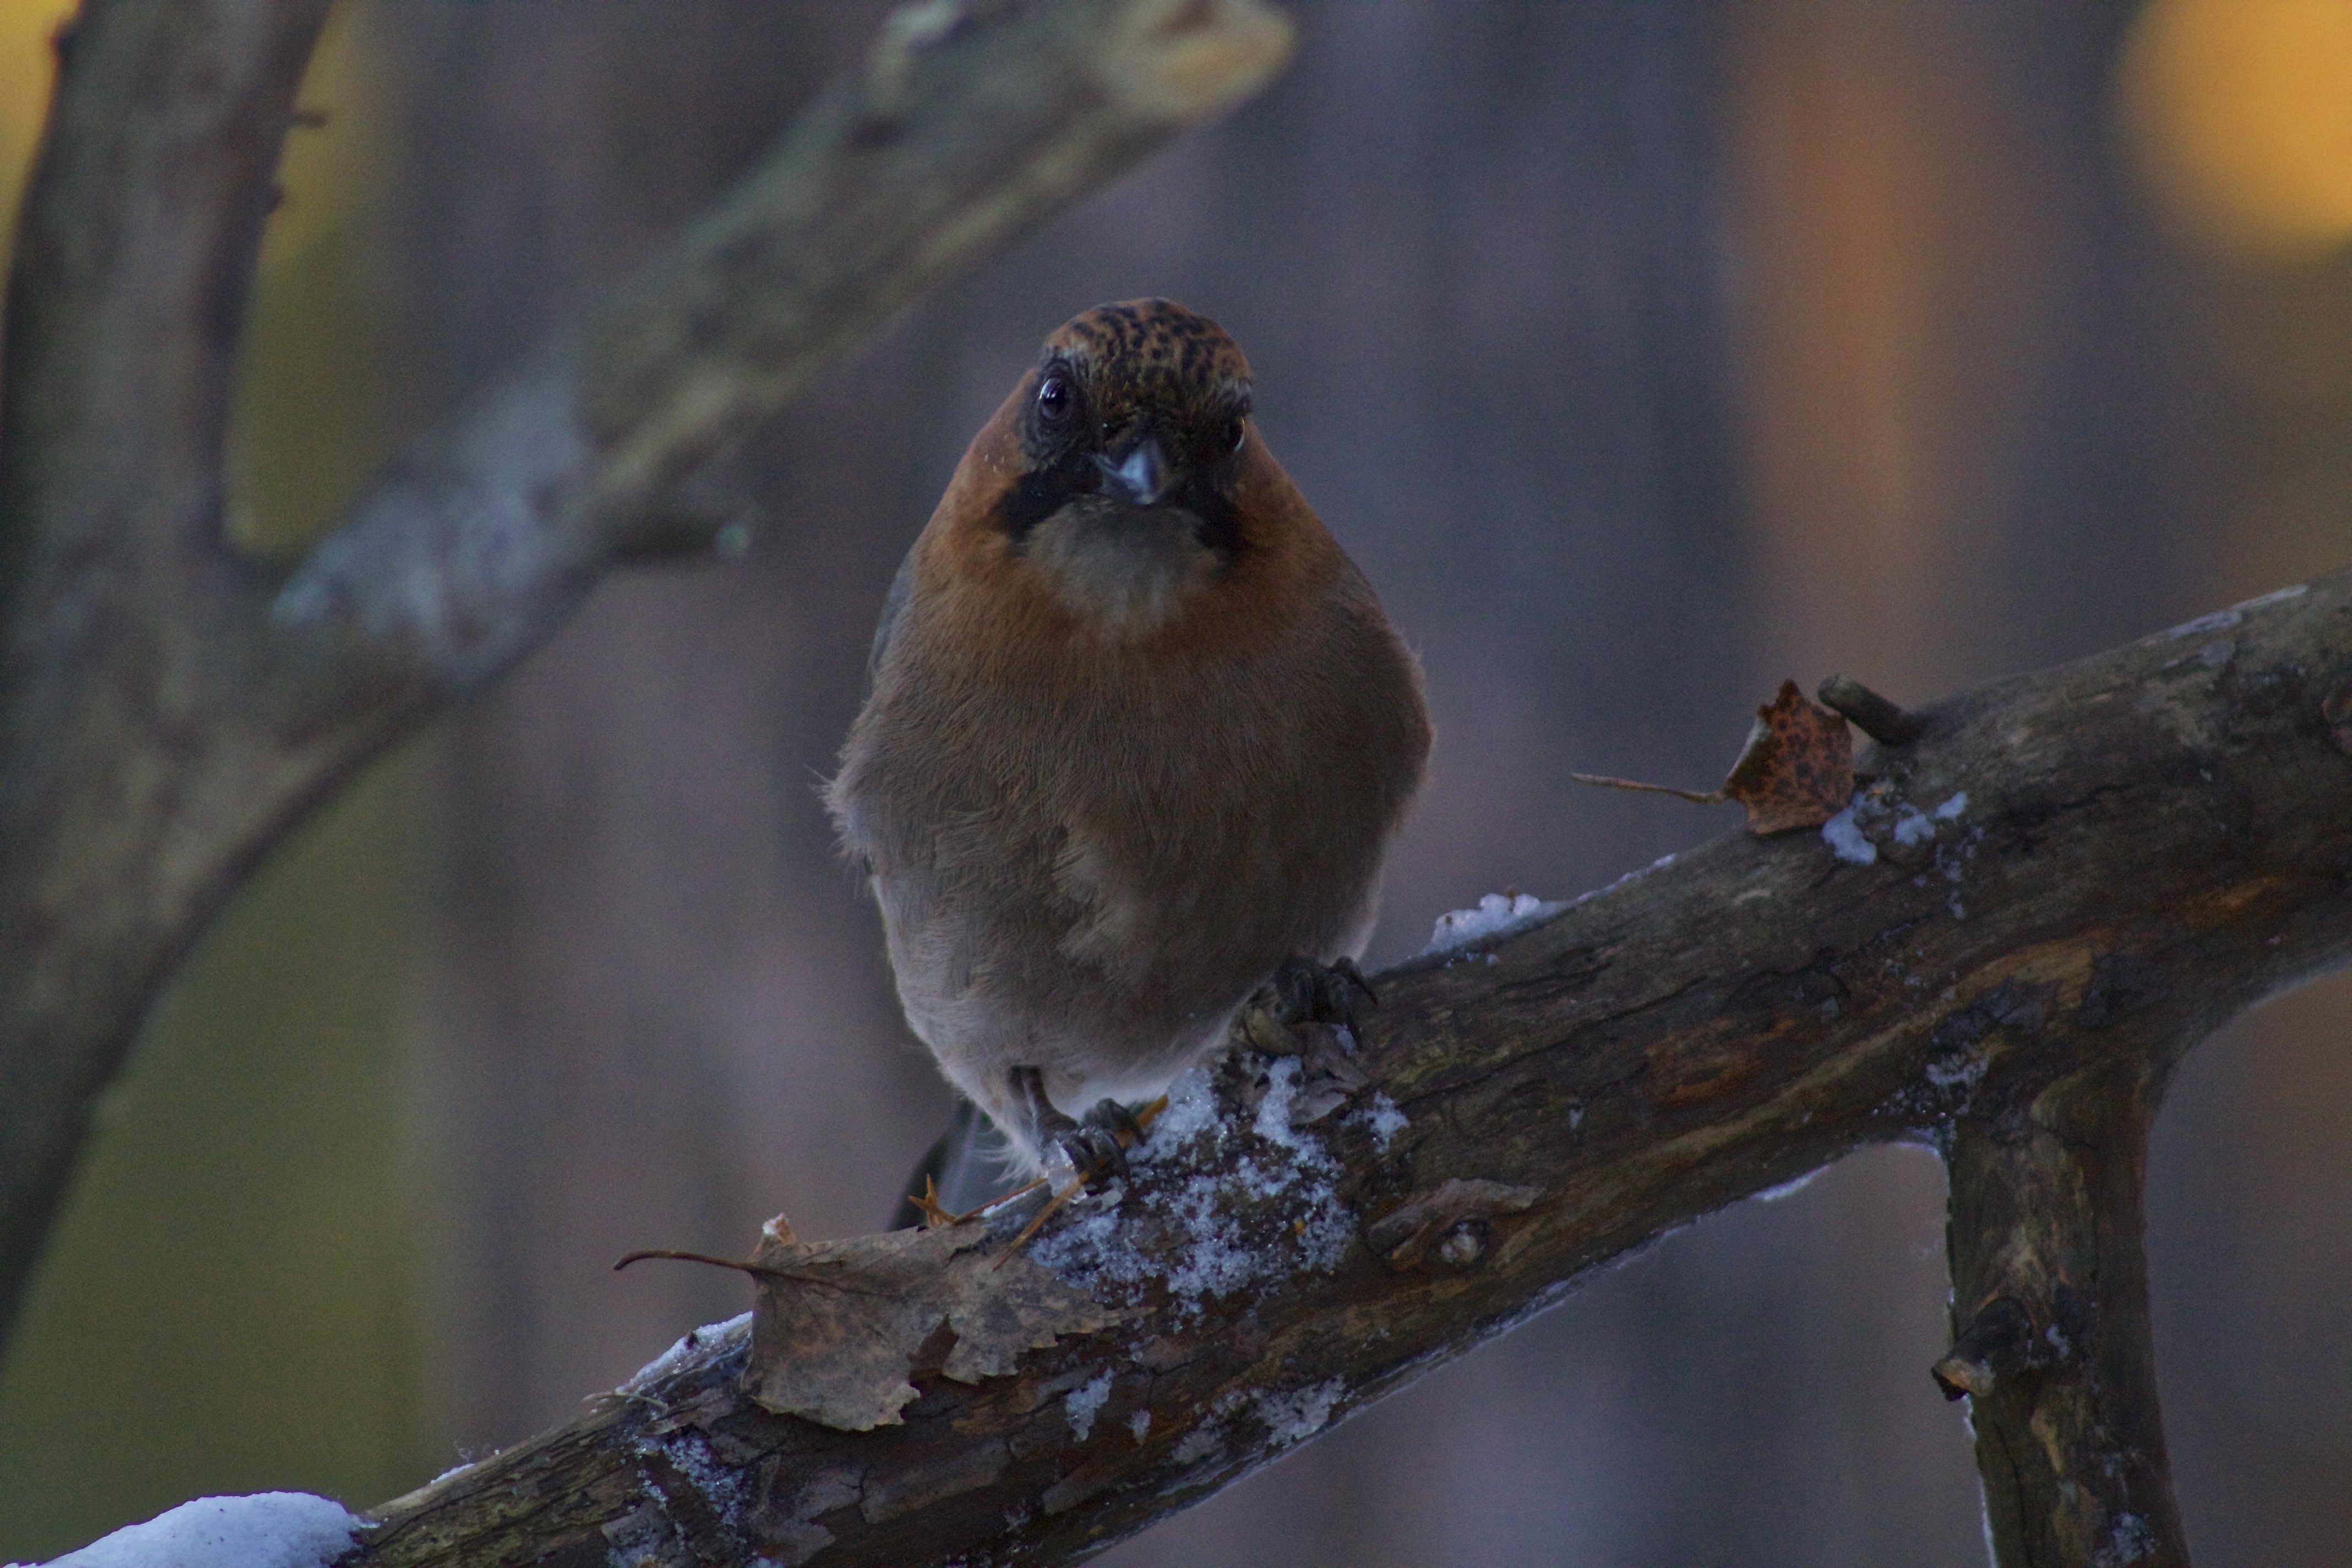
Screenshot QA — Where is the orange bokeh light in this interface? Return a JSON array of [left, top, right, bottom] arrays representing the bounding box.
[[2120, 0, 2352, 257]]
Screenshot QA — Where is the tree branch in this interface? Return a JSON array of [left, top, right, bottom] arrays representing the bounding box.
[[346, 574, 2352, 1566], [0, 0, 1294, 1347], [1943, 1061, 2186, 1567], [0, 0, 337, 1346]]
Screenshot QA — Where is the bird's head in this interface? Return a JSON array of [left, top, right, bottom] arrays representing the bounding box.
[[1023, 298, 1254, 513], [979, 300, 1263, 635]]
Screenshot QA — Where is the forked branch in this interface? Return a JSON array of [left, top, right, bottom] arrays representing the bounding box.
[[0, 0, 1294, 1346]]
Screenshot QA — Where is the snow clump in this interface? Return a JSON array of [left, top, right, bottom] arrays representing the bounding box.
[[1064, 1370, 1114, 1442], [36, 1494, 362, 1568], [1423, 891, 1562, 955]]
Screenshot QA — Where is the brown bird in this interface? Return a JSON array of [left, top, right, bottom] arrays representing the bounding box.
[[830, 299, 1429, 1208]]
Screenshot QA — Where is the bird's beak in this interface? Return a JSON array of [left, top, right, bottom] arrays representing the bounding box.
[[1095, 434, 1178, 508]]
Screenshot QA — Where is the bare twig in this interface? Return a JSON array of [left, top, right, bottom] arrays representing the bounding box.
[[1566, 771, 1724, 803], [347, 573, 2352, 1566]]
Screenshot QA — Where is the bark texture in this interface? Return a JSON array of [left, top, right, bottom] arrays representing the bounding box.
[[347, 574, 2352, 1566], [0, 0, 1293, 1346]]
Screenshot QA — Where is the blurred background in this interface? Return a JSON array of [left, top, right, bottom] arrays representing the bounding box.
[[2, 1, 2349, 1562]]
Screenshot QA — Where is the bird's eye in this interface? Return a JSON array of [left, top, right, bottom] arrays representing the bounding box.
[[1036, 374, 1072, 424]]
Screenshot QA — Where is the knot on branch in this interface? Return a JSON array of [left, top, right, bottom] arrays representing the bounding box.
[[611, 467, 759, 563], [1363, 1179, 1541, 1271], [2320, 670, 2352, 753], [1931, 1295, 2034, 1401], [1932, 1281, 2098, 1403]]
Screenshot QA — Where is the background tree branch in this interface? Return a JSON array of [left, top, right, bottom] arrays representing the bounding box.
[[0, 0, 335, 1367], [0, 0, 1294, 1349], [345, 571, 2352, 1567]]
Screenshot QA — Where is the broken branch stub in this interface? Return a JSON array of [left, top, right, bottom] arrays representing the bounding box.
[[1930, 1294, 2034, 1402], [1818, 673, 1925, 747]]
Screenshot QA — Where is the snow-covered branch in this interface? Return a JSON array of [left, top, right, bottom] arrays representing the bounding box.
[[311, 573, 2352, 1567]]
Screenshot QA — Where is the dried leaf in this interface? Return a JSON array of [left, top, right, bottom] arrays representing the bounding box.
[[741, 1213, 1120, 1430], [1719, 679, 1853, 834], [1567, 677, 1855, 837]]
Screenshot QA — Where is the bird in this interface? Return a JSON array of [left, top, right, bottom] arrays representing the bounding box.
[[828, 298, 1430, 1216]]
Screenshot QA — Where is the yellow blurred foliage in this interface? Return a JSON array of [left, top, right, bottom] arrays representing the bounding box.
[[258, 0, 384, 271], [2, 1, 377, 271], [2121, 0, 2352, 258], [232, 1, 403, 553], [0, 0, 77, 258]]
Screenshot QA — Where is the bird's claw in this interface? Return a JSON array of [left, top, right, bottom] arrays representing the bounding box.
[[907, 1174, 959, 1228], [1277, 952, 1377, 1023], [1053, 1099, 1141, 1190], [1241, 954, 1380, 1055], [1011, 1066, 1145, 1193]]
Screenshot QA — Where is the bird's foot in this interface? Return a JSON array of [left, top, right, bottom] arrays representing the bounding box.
[[996, 1081, 1170, 1260], [1011, 1068, 1146, 1193], [1044, 1099, 1139, 1190], [1239, 954, 1379, 1055]]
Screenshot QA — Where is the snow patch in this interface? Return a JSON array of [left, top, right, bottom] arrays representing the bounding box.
[[1032, 1059, 1354, 1320], [1136, 1061, 1220, 1154], [1821, 808, 1877, 864], [1128, 1409, 1153, 1442], [1421, 891, 1561, 955], [40, 1494, 361, 1568], [1752, 1169, 1823, 1203], [1885, 790, 1966, 850], [2164, 607, 2241, 639], [620, 1311, 751, 1393], [2234, 581, 2307, 612], [1252, 1379, 1344, 1447], [1248, 1058, 1337, 1177], [1358, 1092, 1409, 1151], [1925, 1049, 1986, 1093], [2098, 1511, 2159, 1566], [634, 1428, 746, 1533], [1064, 1371, 1113, 1442], [1171, 1423, 1224, 1464]]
